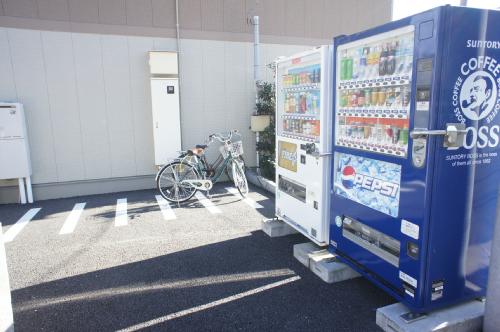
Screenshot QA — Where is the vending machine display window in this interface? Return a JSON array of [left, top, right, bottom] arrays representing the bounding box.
[[335, 28, 414, 158], [277, 52, 322, 143]]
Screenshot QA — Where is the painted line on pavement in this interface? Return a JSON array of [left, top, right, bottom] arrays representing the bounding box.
[[59, 203, 86, 234], [118, 275, 301, 331], [225, 187, 263, 209], [155, 195, 176, 220], [194, 192, 222, 214], [115, 198, 128, 227], [0, 223, 14, 332], [3, 208, 41, 243]]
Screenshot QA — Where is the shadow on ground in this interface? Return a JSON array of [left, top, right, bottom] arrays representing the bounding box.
[[11, 231, 393, 332]]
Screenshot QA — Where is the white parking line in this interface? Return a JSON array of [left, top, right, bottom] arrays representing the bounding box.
[[3, 208, 41, 243], [225, 187, 264, 209], [194, 192, 222, 214], [155, 195, 176, 220], [117, 275, 301, 331], [59, 203, 86, 234], [115, 199, 128, 227], [0, 223, 14, 332]]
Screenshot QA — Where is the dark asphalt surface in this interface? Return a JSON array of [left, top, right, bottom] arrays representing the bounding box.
[[1, 183, 394, 331]]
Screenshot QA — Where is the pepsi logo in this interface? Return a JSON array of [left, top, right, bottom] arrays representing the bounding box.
[[339, 165, 399, 198], [341, 165, 356, 189]]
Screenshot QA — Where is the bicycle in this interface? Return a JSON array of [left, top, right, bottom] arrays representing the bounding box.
[[156, 130, 248, 203]]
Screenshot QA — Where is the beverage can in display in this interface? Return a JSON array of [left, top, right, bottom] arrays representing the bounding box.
[[306, 92, 312, 113], [364, 89, 371, 107], [378, 88, 387, 106], [351, 90, 358, 107], [394, 87, 401, 106], [340, 90, 348, 107], [358, 90, 365, 106], [402, 86, 410, 107], [392, 126, 401, 144], [385, 87, 395, 107], [371, 88, 379, 105]]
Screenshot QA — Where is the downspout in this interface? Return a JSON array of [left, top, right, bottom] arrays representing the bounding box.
[[175, 0, 183, 148], [253, 16, 260, 172]]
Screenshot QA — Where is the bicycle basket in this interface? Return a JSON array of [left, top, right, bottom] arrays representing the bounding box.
[[220, 141, 244, 158]]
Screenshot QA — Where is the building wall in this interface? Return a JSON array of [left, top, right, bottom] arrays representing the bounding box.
[[0, 0, 392, 202]]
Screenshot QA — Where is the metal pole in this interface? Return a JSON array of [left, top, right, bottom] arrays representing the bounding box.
[[484, 190, 500, 331], [253, 16, 261, 171]]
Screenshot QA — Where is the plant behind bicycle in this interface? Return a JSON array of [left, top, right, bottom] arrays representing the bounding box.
[[156, 130, 248, 203]]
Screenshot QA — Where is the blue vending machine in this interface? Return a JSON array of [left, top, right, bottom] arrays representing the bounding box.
[[330, 6, 500, 313]]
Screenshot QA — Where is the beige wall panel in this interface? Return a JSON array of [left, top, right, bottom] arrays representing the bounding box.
[[153, 37, 176, 51], [7, 28, 58, 183], [68, 0, 99, 23], [223, 0, 245, 33], [41, 31, 85, 181], [101, 35, 137, 177], [72, 33, 112, 180], [98, 0, 126, 25], [126, 0, 153, 27], [179, 0, 201, 30], [201, 0, 223, 31], [178, 38, 203, 150], [0, 28, 17, 101], [323, 0, 342, 39], [37, 0, 69, 21], [224, 41, 255, 165], [305, 0, 325, 38], [2, 0, 38, 18], [151, 0, 175, 28], [201, 40, 226, 138], [260, 0, 284, 36], [127, 36, 155, 175], [284, 0, 305, 38]]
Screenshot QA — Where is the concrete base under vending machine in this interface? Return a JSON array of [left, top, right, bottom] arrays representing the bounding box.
[[261, 218, 298, 237], [376, 301, 484, 332], [293, 242, 360, 283]]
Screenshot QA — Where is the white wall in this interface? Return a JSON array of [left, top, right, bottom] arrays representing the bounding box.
[[0, 27, 309, 187]]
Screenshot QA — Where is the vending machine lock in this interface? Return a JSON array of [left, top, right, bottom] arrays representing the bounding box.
[[410, 123, 466, 148]]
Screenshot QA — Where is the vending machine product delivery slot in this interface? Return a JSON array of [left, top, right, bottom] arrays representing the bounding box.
[[329, 6, 500, 313]]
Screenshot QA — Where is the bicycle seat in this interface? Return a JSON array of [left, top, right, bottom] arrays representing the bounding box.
[[196, 144, 208, 149]]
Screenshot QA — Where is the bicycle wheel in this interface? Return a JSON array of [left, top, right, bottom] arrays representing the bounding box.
[[157, 161, 199, 203], [231, 159, 248, 197]]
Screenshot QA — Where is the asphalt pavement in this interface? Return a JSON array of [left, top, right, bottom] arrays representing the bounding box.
[[0, 183, 394, 331]]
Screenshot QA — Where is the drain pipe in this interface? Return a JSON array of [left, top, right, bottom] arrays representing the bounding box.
[[175, 0, 183, 148], [252, 15, 261, 173]]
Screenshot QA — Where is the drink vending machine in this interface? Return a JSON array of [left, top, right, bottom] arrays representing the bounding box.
[[275, 46, 333, 245], [329, 6, 500, 313]]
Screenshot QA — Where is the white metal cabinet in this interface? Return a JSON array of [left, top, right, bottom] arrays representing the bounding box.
[[0, 103, 33, 203], [150, 78, 181, 165]]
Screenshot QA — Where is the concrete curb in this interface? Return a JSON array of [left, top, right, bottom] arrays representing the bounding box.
[[246, 169, 275, 195]]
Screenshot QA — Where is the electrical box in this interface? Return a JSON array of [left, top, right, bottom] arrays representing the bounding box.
[[0, 103, 31, 179], [149, 52, 182, 166]]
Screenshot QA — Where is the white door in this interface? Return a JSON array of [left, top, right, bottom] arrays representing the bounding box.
[[150, 78, 181, 166]]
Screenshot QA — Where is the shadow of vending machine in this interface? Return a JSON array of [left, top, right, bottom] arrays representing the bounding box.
[[329, 6, 500, 313], [275, 46, 333, 245]]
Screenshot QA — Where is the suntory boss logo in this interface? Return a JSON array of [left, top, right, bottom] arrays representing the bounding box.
[[452, 54, 500, 149], [341, 165, 399, 198]]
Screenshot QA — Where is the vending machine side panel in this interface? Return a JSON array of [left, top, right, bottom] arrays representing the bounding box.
[[425, 6, 500, 310]]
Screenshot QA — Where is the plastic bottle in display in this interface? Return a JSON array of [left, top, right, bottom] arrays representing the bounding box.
[[352, 49, 359, 80], [387, 42, 396, 75], [379, 44, 387, 76], [346, 50, 353, 80], [399, 125, 409, 145], [341, 51, 347, 80]]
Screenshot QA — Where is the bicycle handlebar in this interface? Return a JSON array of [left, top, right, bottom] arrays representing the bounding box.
[[208, 130, 240, 143]]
